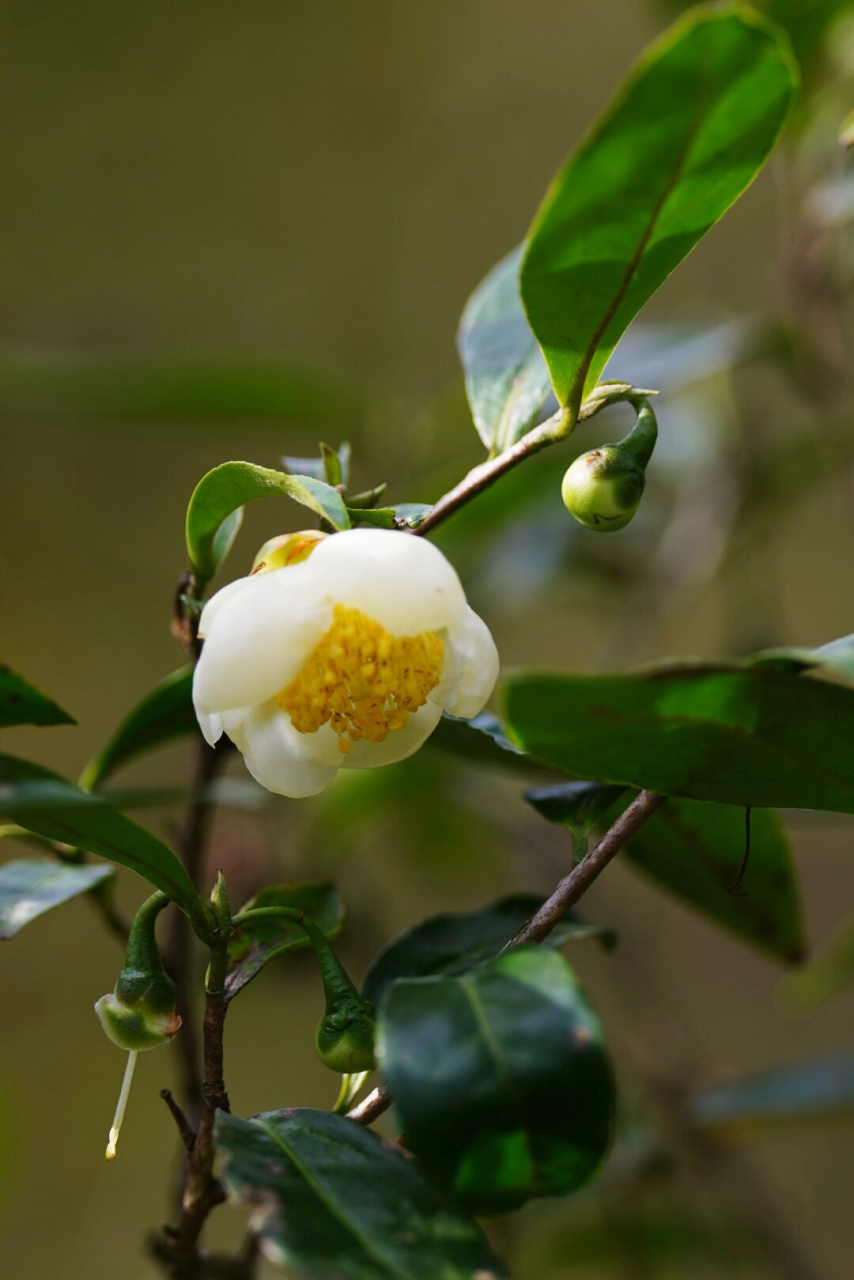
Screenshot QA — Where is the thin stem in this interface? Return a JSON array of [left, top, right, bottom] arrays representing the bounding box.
[[572, 830, 588, 867], [506, 790, 666, 947], [105, 1050, 138, 1160], [161, 1088, 196, 1154], [346, 1082, 392, 1125]]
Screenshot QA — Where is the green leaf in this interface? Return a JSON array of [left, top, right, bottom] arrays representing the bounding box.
[[80, 668, 196, 791], [429, 711, 556, 776], [503, 663, 854, 813], [525, 781, 628, 839], [690, 1051, 854, 1132], [782, 912, 854, 1012], [625, 800, 803, 963], [214, 1107, 509, 1280], [0, 666, 75, 729], [186, 461, 350, 585], [0, 753, 208, 935], [283, 441, 352, 488], [750, 631, 854, 682], [378, 947, 614, 1214], [458, 245, 554, 453], [224, 881, 344, 1002], [363, 894, 615, 1007], [347, 502, 433, 530], [520, 7, 798, 413], [0, 345, 364, 427], [0, 858, 113, 938]]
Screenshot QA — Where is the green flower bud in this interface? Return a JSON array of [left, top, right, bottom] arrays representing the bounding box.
[[315, 1000, 377, 1074], [251, 531, 327, 575], [95, 992, 181, 1052], [561, 397, 658, 533]]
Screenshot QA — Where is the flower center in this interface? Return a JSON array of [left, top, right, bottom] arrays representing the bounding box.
[[277, 604, 444, 753]]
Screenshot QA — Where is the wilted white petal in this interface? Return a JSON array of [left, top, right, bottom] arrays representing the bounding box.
[[339, 698, 443, 770], [238, 702, 340, 798], [432, 606, 499, 718], [193, 567, 331, 714], [307, 528, 468, 634]]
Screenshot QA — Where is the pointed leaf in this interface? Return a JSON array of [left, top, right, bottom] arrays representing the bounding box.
[[0, 753, 208, 934], [186, 461, 350, 585], [0, 666, 74, 729], [364, 894, 614, 1008], [521, 7, 798, 412], [214, 1107, 509, 1280], [378, 947, 615, 1214], [504, 663, 854, 813], [458, 246, 554, 452], [429, 711, 556, 775], [0, 858, 113, 938], [225, 881, 344, 1002], [80, 668, 195, 791], [525, 781, 628, 838]]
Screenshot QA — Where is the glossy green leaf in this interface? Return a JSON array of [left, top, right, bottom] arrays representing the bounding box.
[[458, 246, 554, 452], [429, 711, 556, 775], [347, 502, 434, 530], [0, 666, 74, 729], [0, 858, 113, 938], [214, 1107, 508, 1280], [782, 912, 854, 1012], [520, 7, 797, 413], [186, 461, 350, 585], [363, 894, 615, 1007], [0, 753, 208, 934], [626, 800, 803, 962], [691, 1051, 854, 1132], [379, 947, 614, 1214], [282, 441, 352, 487], [80, 668, 195, 791], [504, 663, 854, 813], [0, 345, 364, 426], [525, 781, 628, 838], [225, 881, 344, 1001]]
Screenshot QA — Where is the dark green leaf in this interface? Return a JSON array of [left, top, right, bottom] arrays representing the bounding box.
[[691, 1051, 854, 1131], [503, 663, 854, 813], [225, 881, 344, 1002], [625, 799, 803, 962], [379, 947, 614, 1214], [0, 345, 364, 426], [0, 753, 208, 934], [79, 668, 195, 791], [525, 781, 628, 838], [0, 666, 74, 729], [363, 894, 615, 1007], [345, 483, 388, 510], [458, 246, 554, 452], [214, 1107, 508, 1280], [429, 711, 556, 775], [782, 913, 854, 1012], [520, 8, 797, 412], [186, 460, 350, 584], [0, 858, 113, 938]]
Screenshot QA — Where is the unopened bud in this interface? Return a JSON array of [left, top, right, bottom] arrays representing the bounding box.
[[561, 447, 645, 531], [251, 531, 327, 574]]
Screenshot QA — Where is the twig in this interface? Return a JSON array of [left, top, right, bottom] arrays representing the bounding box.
[[346, 1082, 392, 1125], [161, 1089, 197, 1154]]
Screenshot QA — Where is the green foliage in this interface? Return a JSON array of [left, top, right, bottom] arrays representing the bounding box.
[[225, 882, 344, 1001], [378, 947, 614, 1214], [0, 666, 74, 729], [0, 858, 112, 938], [186, 460, 350, 586], [214, 1108, 508, 1279], [525, 781, 628, 840], [80, 668, 196, 791], [783, 911, 854, 1011], [521, 6, 797, 414], [363, 894, 615, 1007], [429, 710, 553, 775], [504, 662, 854, 812], [0, 753, 209, 936]]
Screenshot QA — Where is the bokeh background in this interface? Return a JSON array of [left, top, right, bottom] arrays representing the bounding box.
[[3, 1, 854, 1276]]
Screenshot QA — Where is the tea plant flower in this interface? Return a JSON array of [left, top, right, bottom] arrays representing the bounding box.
[[193, 528, 499, 797]]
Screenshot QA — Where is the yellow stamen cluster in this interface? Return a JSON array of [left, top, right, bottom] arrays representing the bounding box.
[[278, 605, 444, 753]]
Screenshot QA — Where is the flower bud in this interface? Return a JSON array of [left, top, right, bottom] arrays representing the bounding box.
[[251, 531, 327, 574], [316, 1002, 377, 1074], [561, 397, 658, 533], [95, 992, 181, 1051]]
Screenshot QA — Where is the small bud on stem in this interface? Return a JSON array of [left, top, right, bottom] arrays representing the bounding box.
[[561, 397, 658, 532]]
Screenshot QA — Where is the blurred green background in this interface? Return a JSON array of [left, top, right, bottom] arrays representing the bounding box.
[[3, 1, 854, 1276]]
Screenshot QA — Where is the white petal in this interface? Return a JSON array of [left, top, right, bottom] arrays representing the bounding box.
[[307, 528, 468, 635], [237, 703, 340, 798], [193, 567, 331, 715], [197, 575, 255, 639], [339, 698, 443, 770], [197, 710, 224, 747], [432, 606, 499, 718]]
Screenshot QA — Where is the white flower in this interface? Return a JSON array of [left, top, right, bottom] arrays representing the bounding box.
[[193, 528, 499, 798]]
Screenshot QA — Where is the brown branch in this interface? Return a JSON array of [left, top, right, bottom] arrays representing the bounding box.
[[506, 790, 666, 947], [346, 1082, 392, 1125], [161, 1089, 196, 1154]]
